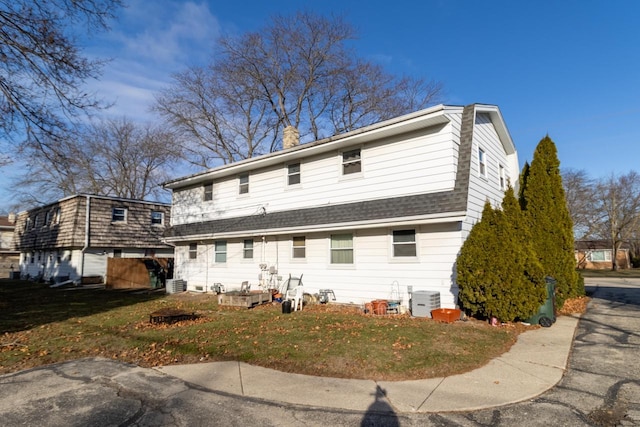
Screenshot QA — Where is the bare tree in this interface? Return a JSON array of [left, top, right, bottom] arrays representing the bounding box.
[[591, 172, 640, 270], [0, 0, 123, 148], [15, 118, 181, 206], [155, 11, 443, 167], [561, 168, 595, 239]]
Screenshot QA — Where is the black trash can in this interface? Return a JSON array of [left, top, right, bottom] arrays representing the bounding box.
[[526, 277, 557, 327], [282, 300, 292, 314]]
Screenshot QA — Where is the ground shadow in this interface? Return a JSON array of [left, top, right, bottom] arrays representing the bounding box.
[[0, 279, 165, 333], [585, 283, 640, 308], [360, 385, 399, 427]]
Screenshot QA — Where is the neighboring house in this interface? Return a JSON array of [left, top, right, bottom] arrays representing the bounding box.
[[163, 104, 518, 309], [0, 214, 19, 278], [575, 240, 630, 270], [13, 195, 173, 286]]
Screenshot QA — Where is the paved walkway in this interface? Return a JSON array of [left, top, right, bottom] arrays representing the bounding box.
[[156, 315, 579, 413]]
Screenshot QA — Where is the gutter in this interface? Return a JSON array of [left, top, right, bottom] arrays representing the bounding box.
[[79, 195, 91, 279]]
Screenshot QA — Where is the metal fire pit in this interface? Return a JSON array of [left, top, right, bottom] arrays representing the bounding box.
[[149, 308, 197, 324]]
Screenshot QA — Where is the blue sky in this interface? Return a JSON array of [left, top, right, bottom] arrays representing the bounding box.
[[1, 0, 639, 211]]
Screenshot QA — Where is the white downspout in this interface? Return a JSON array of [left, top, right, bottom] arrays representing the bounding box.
[[80, 195, 91, 280]]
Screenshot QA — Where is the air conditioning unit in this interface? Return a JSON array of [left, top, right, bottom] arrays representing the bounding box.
[[411, 291, 440, 318], [166, 279, 187, 294]]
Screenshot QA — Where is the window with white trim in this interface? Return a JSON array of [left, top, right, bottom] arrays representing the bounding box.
[[499, 164, 506, 190], [587, 250, 612, 262], [215, 240, 227, 263], [53, 207, 61, 225], [392, 230, 417, 257], [330, 234, 353, 264], [203, 183, 213, 201], [239, 174, 249, 194], [114, 249, 122, 258], [342, 148, 361, 175], [112, 207, 127, 222], [478, 148, 487, 177], [189, 243, 197, 259], [292, 236, 306, 258], [288, 163, 301, 185], [243, 239, 254, 259], [151, 211, 164, 225]]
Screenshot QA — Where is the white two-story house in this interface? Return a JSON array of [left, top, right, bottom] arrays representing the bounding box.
[[163, 104, 518, 309]]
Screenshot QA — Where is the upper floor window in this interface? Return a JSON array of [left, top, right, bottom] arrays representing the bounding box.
[[330, 233, 353, 264], [151, 211, 164, 225], [112, 207, 127, 222], [25, 217, 31, 230], [243, 239, 254, 259], [33, 214, 40, 228], [44, 210, 52, 226], [392, 230, 417, 257], [292, 236, 306, 258], [189, 243, 198, 259], [239, 174, 249, 194], [499, 164, 506, 190], [53, 207, 61, 225], [478, 148, 487, 177], [215, 240, 227, 263], [342, 148, 361, 175], [203, 183, 213, 201], [288, 163, 301, 185]]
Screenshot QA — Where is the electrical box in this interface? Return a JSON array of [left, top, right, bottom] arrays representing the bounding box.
[[411, 290, 440, 318]]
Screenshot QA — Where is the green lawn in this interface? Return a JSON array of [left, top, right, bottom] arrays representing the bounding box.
[[0, 279, 522, 380], [578, 268, 640, 278]]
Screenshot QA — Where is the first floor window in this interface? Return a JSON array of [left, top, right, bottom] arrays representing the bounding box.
[[587, 250, 611, 262], [243, 239, 254, 259], [292, 236, 306, 258], [112, 207, 127, 222], [331, 234, 353, 264], [393, 230, 417, 257], [189, 243, 197, 259], [215, 240, 227, 263]]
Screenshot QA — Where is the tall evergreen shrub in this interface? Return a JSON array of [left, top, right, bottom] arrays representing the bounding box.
[[519, 136, 584, 307]]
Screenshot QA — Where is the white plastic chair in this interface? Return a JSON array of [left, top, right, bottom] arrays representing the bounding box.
[[285, 285, 304, 311]]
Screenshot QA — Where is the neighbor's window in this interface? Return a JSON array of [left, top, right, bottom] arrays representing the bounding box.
[[342, 148, 361, 175], [330, 234, 353, 264], [499, 164, 506, 190], [44, 210, 52, 226], [112, 207, 127, 222], [288, 163, 301, 185], [189, 243, 198, 259], [587, 250, 612, 262], [25, 217, 31, 230], [113, 249, 122, 258], [478, 148, 487, 177], [151, 211, 164, 225], [243, 239, 254, 259], [203, 183, 213, 201], [292, 236, 306, 258], [53, 207, 61, 225], [393, 229, 417, 257], [215, 240, 227, 263], [239, 174, 249, 194], [34, 214, 40, 228]]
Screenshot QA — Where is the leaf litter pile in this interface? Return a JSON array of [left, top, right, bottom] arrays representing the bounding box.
[[0, 281, 587, 380]]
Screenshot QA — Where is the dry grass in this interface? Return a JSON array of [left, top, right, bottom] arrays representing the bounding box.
[[1, 280, 537, 380]]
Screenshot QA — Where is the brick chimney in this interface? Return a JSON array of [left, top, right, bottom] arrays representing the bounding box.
[[283, 125, 299, 150]]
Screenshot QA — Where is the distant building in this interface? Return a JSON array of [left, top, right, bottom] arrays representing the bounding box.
[[12, 195, 174, 286], [0, 214, 19, 278], [575, 240, 630, 270]]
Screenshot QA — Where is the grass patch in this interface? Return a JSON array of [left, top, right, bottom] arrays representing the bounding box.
[[578, 268, 640, 278], [0, 279, 524, 380]]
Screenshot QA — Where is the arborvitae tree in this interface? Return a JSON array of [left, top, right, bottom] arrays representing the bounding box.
[[520, 136, 584, 307], [518, 161, 530, 210], [457, 191, 546, 322]]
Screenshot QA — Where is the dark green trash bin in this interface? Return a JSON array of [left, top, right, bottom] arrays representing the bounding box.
[[526, 277, 557, 327]]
